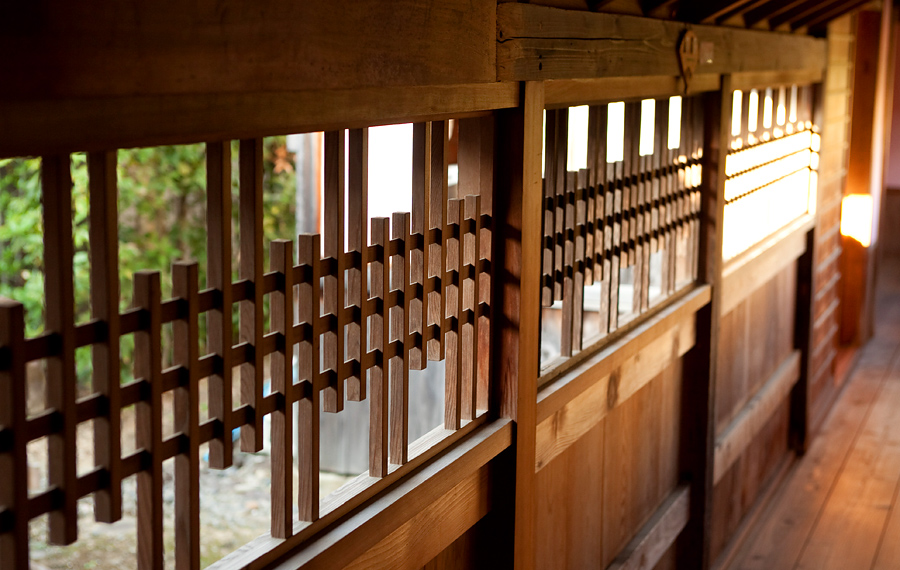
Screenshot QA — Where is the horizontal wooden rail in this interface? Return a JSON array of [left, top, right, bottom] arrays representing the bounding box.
[[210, 419, 512, 570], [497, 4, 827, 82], [721, 215, 814, 315], [544, 74, 720, 107], [730, 68, 825, 92], [0, 83, 519, 159], [535, 285, 710, 470], [607, 485, 691, 570], [713, 350, 801, 483]]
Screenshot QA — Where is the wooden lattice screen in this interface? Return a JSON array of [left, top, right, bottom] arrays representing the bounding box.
[[723, 84, 818, 259], [539, 95, 704, 371], [0, 120, 493, 569]]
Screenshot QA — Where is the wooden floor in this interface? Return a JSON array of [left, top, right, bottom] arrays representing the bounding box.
[[725, 256, 900, 570]]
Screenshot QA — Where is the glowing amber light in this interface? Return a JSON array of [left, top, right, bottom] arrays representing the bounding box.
[[841, 194, 873, 247]]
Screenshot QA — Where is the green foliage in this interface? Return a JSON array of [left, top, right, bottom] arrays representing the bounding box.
[[0, 137, 297, 386]]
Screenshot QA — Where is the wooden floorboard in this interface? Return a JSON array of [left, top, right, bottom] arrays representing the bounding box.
[[726, 257, 900, 570]]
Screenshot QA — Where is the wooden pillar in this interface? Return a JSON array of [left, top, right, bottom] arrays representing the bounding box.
[[790, 229, 816, 454], [678, 77, 729, 570], [492, 81, 544, 570]]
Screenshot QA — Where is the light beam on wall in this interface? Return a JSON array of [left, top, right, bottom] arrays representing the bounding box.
[[840, 194, 873, 247]]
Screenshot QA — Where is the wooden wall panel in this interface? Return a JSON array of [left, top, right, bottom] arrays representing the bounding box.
[[716, 265, 797, 434], [0, 0, 496, 100], [534, 364, 682, 569]]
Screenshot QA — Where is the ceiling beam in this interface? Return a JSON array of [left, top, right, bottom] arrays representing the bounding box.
[[769, 0, 839, 28], [684, 0, 759, 23], [713, 0, 772, 24], [744, 0, 807, 27], [801, 0, 872, 31]]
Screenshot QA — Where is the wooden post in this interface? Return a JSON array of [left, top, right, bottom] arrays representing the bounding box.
[[790, 229, 815, 454], [297, 234, 321, 522], [677, 79, 728, 570], [492, 81, 544, 570]]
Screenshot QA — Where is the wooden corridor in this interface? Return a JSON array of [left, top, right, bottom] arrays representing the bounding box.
[[725, 256, 900, 570]]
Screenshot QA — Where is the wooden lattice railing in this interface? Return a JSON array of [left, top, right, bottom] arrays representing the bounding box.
[[539, 95, 704, 372], [723, 84, 818, 260], [0, 121, 492, 569]]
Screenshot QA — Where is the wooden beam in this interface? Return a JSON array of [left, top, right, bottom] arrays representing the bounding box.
[[544, 74, 720, 108], [804, 0, 872, 32], [0, 82, 519, 160], [720, 215, 814, 316], [496, 4, 827, 83], [607, 486, 691, 570], [713, 351, 802, 483], [265, 421, 512, 570], [769, 0, 840, 29], [681, 0, 758, 24], [0, 0, 496, 100], [711, 0, 772, 25], [743, 0, 808, 27], [730, 69, 824, 91], [677, 77, 729, 570]]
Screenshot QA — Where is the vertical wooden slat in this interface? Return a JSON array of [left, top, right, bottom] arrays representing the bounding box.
[[609, 111, 625, 332], [445, 200, 462, 430], [297, 234, 320, 522], [270, 240, 294, 538], [206, 140, 234, 470], [553, 109, 569, 302], [692, 95, 705, 281], [173, 261, 200, 570], [427, 121, 448, 361], [323, 130, 346, 413], [347, 128, 370, 398], [390, 213, 411, 464], [573, 174, 587, 351], [457, 116, 495, 415], [542, 111, 558, 307], [87, 150, 122, 523], [633, 103, 648, 316], [560, 170, 576, 357], [414, 123, 433, 363], [369, 219, 390, 478], [134, 271, 164, 570], [41, 154, 78, 545], [462, 194, 481, 421], [0, 300, 28, 569], [239, 138, 265, 452]]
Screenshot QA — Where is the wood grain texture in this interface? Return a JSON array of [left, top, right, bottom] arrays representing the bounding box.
[[206, 140, 234, 470], [0, 0, 495, 100], [41, 154, 79, 546], [607, 486, 690, 570], [297, 235, 321, 522], [323, 130, 346, 413], [173, 261, 201, 570], [0, 301, 28, 568], [342, 464, 492, 570], [544, 75, 720, 107], [87, 150, 122, 523], [714, 351, 801, 483], [390, 213, 411, 465], [535, 312, 695, 470], [721, 215, 813, 315], [369, 219, 391, 478], [347, 128, 370, 399], [497, 5, 826, 82], [270, 240, 295, 539], [134, 271, 164, 570], [239, 138, 266, 451]]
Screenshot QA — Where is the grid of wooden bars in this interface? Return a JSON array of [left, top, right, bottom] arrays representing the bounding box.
[[723, 84, 817, 259], [540, 95, 704, 370], [0, 122, 493, 569]]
